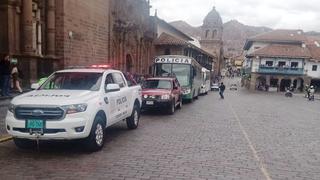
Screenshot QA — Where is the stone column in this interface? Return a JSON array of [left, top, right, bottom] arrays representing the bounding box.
[[46, 0, 55, 56], [22, 0, 33, 55], [249, 73, 257, 91]]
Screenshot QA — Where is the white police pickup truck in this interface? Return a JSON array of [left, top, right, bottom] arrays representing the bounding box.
[[6, 68, 142, 151]]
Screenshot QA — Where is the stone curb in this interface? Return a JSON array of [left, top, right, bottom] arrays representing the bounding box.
[[0, 135, 13, 143]]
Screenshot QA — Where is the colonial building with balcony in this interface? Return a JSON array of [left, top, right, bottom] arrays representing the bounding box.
[[306, 38, 320, 92], [243, 30, 312, 92]]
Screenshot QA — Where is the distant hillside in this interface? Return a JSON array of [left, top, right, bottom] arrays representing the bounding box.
[[170, 20, 202, 39], [170, 20, 272, 57], [222, 20, 271, 57]]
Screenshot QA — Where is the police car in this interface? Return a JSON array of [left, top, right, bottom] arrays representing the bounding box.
[[6, 65, 142, 151]]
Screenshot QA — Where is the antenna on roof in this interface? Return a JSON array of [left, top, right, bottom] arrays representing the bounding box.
[[154, 9, 157, 17]]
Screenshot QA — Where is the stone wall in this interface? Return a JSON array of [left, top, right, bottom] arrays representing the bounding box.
[[55, 0, 111, 68]]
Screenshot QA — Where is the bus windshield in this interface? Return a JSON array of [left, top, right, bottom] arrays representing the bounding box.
[[172, 64, 190, 86], [155, 64, 191, 87]]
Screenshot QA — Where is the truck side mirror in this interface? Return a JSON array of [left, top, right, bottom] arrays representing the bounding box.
[[105, 83, 120, 93], [31, 83, 40, 90]]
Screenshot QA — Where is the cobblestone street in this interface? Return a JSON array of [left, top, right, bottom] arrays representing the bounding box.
[[0, 99, 10, 137], [1, 81, 320, 180]]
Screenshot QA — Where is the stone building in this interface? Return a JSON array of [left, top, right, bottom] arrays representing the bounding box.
[[0, 0, 154, 87], [199, 7, 224, 75]]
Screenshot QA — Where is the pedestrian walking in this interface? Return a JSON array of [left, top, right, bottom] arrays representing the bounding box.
[[11, 63, 23, 93], [219, 82, 225, 99], [1, 54, 12, 96], [305, 85, 309, 98], [309, 86, 315, 101]]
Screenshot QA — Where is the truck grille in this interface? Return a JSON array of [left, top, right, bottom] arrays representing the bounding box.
[[143, 95, 161, 100], [14, 106, 65, 120]]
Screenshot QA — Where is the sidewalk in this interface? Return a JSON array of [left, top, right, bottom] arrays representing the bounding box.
[[0, 88, 32, 101]]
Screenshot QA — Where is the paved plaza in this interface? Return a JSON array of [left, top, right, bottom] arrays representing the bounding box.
[[0, 80, 320, 179]]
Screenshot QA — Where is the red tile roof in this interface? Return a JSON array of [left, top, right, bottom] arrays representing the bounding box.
[[155, 33, 189, 46], [155, 33, 217, 59], [249, 29, 306, 42], [249, 44, 311, 59], [307, 44, 320, 61]]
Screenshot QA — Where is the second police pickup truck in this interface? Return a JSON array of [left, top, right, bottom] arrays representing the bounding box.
[[6, 66, 142, 151]]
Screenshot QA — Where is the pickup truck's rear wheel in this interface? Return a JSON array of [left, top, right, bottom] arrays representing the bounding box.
[[168, 100, 175, 115], [126, 104, 140, 129], [84, 115, 105, 152], [177, 96, 183, 109], [13, 138, 35, 149]]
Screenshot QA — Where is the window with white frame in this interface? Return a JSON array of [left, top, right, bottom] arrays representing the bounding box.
[[312, 65, 317, 71], [278, 61, 286, 67], [266, 61, 273, 66], [291, 62, 298, 68]]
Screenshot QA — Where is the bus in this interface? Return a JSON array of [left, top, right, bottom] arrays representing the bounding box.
[[200, 67, 211, 95], [153, 55, 203, 102]]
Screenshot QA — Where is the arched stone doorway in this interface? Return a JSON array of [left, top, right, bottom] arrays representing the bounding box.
[[256, 76, 266, 91], [280, 79, 291, 92], [126, 54, 133, 73]]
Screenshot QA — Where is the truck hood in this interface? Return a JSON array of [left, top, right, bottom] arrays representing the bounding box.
[[11, 90, 98, 106], [142, 89, 171, 96]]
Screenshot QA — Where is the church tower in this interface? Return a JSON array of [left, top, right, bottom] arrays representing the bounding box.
[[200, 7, 224, 75]]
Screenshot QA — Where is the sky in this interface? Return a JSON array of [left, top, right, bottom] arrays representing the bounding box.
[[150, 0, 320, 32]]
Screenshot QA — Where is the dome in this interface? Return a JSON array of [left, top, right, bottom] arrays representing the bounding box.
[[203, 7, 223, 27]]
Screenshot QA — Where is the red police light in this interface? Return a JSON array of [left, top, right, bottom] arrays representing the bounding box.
[[90, 64, 112, 69]]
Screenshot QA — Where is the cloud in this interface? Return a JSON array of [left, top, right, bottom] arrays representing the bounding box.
[[150, 0, 320, 31]]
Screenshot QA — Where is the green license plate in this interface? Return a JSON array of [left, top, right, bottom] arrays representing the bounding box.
[[26, 119, 44, 129]]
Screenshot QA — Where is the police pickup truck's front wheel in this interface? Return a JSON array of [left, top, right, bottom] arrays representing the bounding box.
[[84, 115, 105, 152], [13, 138, 35, 149], [126, 104, 140, 129]]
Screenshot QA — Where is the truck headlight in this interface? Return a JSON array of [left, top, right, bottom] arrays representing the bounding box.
[[8, 103, 15, 113], [182, 88, 191, 95], [61, 104, 87, 114], [161, 94, 170, 100]]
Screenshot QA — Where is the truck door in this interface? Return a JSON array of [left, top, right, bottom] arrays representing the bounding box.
[[104, 73, 119, 125], [172, 80, 180, 105], [112, 72, 129, 120]]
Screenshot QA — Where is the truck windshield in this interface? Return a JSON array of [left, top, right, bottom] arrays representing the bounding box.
[[143, 80, 172, 89], [40, 72, 102, 91]]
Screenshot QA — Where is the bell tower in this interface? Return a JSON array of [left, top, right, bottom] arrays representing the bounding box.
[[200, 6, 224, 75]]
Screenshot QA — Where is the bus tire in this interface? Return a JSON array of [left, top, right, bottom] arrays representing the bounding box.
[[189, 91, 195, 103], [195, 89, 199, 99]]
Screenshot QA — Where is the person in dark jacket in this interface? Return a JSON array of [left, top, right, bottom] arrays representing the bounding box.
[[1, 54, 12, 96], [219, 82, 225, 99]]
